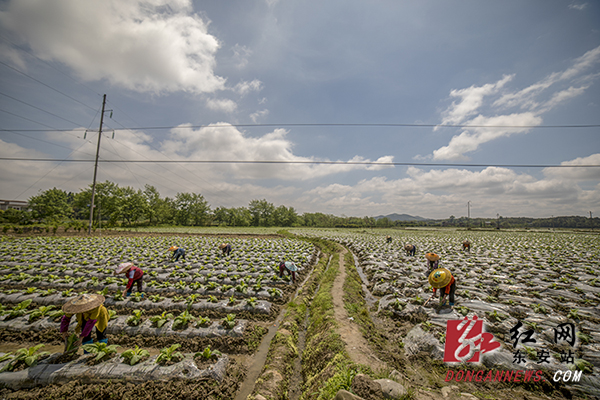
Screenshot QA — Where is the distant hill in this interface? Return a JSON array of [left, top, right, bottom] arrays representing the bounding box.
[[373, 213, 428, 221]]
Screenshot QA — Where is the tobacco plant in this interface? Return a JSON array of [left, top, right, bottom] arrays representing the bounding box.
[[0, 344, 49, 372], [195, 345, 221, 361], [221, 314, 236, 329], [149, 311, 174, 328], [81, 342, 120, 362], [172, 310, 195, 330], [126, 309, 144, 326], [121, 345, 150, 366], [156, 344, 184, 365], [28, 305, 56, 323]]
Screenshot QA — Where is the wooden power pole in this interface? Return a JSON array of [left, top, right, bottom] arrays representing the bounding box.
[[88, 94, 107, 234]]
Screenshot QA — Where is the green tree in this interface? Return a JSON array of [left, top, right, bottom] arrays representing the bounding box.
[[28, 188, 71, 222], [272, 205, 298, 227], [116, 187, 147, 225], [248, 199, 275, 226], [174, 192, 210, 226], [74, 181, 119, 227]]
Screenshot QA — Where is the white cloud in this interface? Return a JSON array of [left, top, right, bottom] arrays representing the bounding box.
[[206, 98, 238, 113], [234, 79, 263, 96], [231, 44, 252, 69], [433, 46, 600, 160], [543, 153, 600, 181], [439, 74, 513, 126], [568, 2, 588, 10], [0, 0, 225, 94], [250, 109, 269, 122], [432, 112, 542, 160]]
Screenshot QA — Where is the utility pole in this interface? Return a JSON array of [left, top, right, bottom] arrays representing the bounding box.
[[467, 201, 471, 228], [88, 94, 107, 235]]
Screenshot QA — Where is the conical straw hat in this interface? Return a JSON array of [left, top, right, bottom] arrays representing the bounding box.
[[169, 246, 178, 251], [425, 253, 440, 262], [405, 244, 413, 251], [62, 293, 105, 314], [115, 262, 134, 274], [219, 243, 227, 249], [428, 268, 453, 289]]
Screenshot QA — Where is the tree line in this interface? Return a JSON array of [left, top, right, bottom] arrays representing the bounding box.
[[0, 182, 598, 229]]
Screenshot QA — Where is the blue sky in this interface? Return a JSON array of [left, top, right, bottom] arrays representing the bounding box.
[[0, 0, 599, 219]]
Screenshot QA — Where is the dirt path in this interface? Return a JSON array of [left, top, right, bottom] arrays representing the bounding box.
[[331, 248, 387, 373]]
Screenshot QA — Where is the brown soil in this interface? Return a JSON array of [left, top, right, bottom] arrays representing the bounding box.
[[0, 359, 246, 400], [332, 248, 387, 373]]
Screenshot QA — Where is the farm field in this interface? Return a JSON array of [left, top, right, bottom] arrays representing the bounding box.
[[0, 228, 599, 399]]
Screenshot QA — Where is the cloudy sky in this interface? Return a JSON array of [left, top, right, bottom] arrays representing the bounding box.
[[0, 0, 599, 219]]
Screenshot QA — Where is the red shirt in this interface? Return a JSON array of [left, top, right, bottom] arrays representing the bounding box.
[[125, 266, 144, 290]]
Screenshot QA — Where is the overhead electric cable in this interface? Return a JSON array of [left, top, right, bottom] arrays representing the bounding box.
[[0, 91, 85, 127], [1, 158, 598, 168], [3, 122, 600, 132], [0, 60, 97, 112]]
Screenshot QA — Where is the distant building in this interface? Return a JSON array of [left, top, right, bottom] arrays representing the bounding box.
[[0, 200, 29, 211]]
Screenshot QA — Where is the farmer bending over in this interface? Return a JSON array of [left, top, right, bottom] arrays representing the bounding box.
[[219, 243, 232, 256], [169, 246, 186, 261], [115, 262, 144, 297], [405, 244, 416, 256], [60, 293, 109, 352], [386, 236, 392, 243], [462, 240, 471, 252], [279, 261, 298, 284], [428, 268, 456, 307], [425, 252, 440, 271]]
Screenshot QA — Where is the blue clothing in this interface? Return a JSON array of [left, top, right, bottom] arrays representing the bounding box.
[[173, 248, 185, 261]]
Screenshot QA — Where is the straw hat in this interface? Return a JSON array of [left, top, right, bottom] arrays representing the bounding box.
[[425, 253, 440, 262], [168, 246, 178, 251], [405, 244, 413, 251], [284, 261, 298, 272], [62, 293, 105, 314], [115, 262, 134, 274], [219, 243, 227, 249], [428, 268, 453, 289]]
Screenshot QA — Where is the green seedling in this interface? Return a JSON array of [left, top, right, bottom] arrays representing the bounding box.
[[126, 309, 144, 326], [6, 299, 32, 320], [195, 345, 221, 361], [149, 311, 174, 328], [196, 316, 211, 327], [208, 295, 218, 303], [246, 297, 258, 308], [0, 344, 49, 372], [64, 333, 79, 354], [221, 314, 236, 329], [81, 342, 120, 362], [28, 305, 56, 323], [108, 310, 118, 320], [156, 344, 184, 365], [172, 310, 195, 330], [121, 345, 150, 366]]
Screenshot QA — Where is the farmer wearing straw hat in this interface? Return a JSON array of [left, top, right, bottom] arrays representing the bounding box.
[[115, 262, 144, 297], [386, 236, 392, 244], [462, 240, 471, 252], [425, 252, 440, 273], [279, 261, 298, 284], [60, 293, 109, 352], [405, 244, 417, 256], [219, 243, 232, 256], [169, 246, 186, 261], [428, 268, 456, 307]]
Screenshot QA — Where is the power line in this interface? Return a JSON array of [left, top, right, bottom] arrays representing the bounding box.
[[0, 91, 85, 127], [0, 158, 598, 168], [0, 60, 97, 113], [2, 122, 600, 133]]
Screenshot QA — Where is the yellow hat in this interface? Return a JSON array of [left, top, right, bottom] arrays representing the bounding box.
[[428, 268, 453, 289], [219, 243, 227, 249], [169, 246, 178, 251], [425, 253, 440, 262]]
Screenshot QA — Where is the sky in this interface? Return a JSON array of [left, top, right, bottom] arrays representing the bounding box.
[[0, 0, 599, 219]]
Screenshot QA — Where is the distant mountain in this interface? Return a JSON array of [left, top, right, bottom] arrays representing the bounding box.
[[374, 213, 428, 221]]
